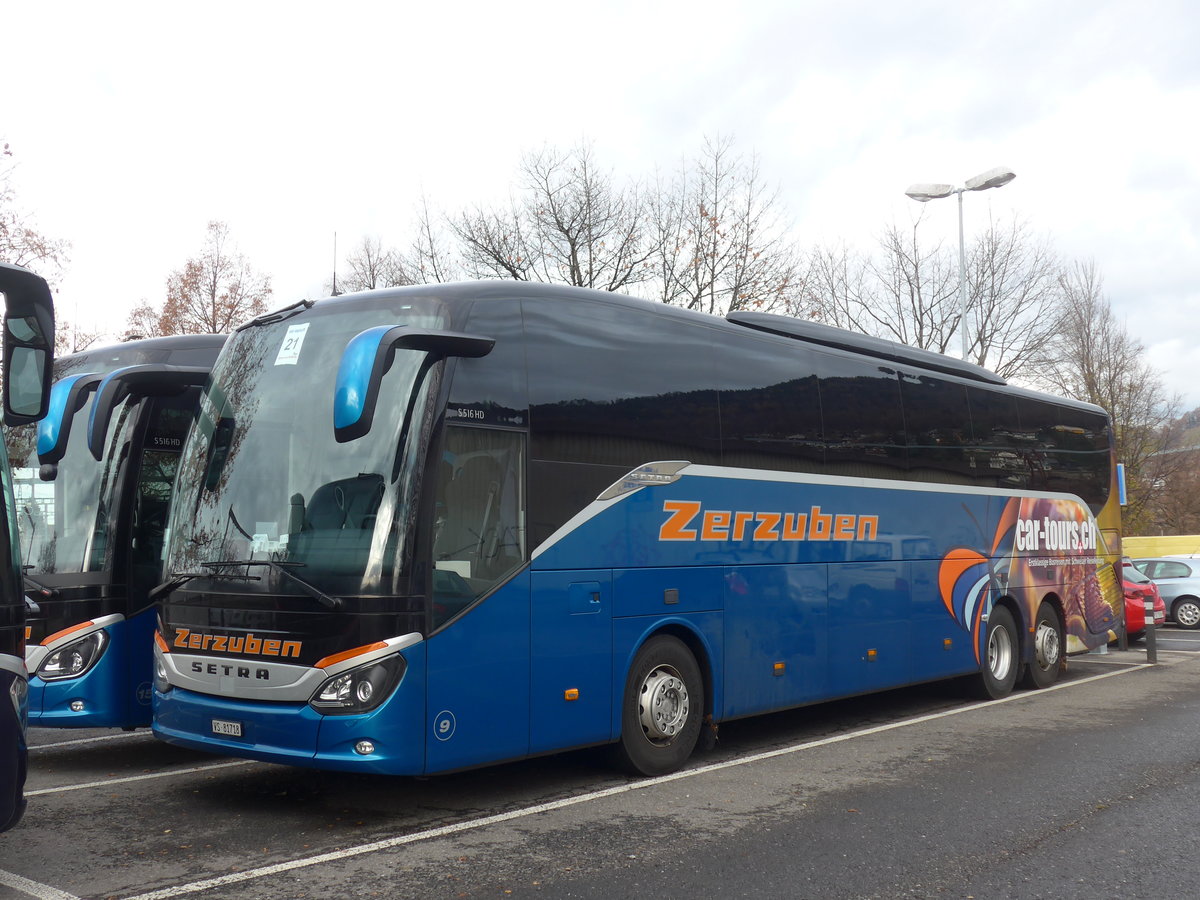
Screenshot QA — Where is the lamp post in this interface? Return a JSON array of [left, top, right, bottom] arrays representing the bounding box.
[[904, 166, 1016, 360]]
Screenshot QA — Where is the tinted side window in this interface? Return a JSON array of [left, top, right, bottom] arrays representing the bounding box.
[[524, 300, 720, 467], [899, 372, 971, 484], [718, 331, 823, 473], [965, 387, 1029, 490], [446, 299, 528, 428], [816, 351, 906, 477], [1017, 398, 1110, 507]]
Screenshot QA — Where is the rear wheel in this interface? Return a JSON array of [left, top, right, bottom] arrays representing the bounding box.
[[613, 635, 703, 777], [975, 606, 1019, 700], [1021, 601, 1063, 689], [1173, 597, 1200, 629]]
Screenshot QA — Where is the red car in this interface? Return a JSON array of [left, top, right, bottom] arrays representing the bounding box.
[[1122, 558, 1166, 641]]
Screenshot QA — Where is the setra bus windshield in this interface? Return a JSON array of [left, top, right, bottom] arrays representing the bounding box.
[[165, 296, 448, 597]]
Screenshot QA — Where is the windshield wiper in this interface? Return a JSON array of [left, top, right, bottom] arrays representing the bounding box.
[[148, 569, 263, 603], [235, 298, 314, 332], [199, 559, 342, 610]]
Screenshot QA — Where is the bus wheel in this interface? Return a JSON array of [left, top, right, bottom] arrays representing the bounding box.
[[1021, 601, 1063, 690], [975, 606, 1018, 700], [614, 636, 703, 777]]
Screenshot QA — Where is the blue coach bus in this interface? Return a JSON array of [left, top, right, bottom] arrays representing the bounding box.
[[0, 262, 56, 831], [11, 335, 223, 728], [145, 282, 1121, 777]]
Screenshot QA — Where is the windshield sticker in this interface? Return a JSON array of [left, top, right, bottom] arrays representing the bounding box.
[[274, 323, 310, 366]]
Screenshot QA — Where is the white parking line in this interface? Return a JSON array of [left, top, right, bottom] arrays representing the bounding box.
[[0, 868, 82, 900], [30, 731, 150, 752], [27, 760, 254, 797], [120, 665, 1148, 900]]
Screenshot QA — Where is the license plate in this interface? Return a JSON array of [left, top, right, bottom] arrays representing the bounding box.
[[211, 718, 243, 737]]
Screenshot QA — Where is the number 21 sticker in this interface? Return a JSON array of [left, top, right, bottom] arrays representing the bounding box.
[[274, 323, 310, 366]]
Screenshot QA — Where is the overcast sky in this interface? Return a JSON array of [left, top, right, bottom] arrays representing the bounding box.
[[4, 0, 1198, 408]]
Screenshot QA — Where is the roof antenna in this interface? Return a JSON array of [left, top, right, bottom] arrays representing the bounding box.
[[331, 231, 340, 297]]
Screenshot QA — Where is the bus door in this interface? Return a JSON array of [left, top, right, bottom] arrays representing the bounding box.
[[425, 425, 532, 772]]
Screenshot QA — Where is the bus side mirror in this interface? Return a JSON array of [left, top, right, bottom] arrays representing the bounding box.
[[37, 373, 104, 465], [0, 262, 56, 425], [334, 325, 494, 443], [86, 364, 211, 461]]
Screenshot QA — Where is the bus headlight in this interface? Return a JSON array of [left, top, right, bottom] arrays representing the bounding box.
[[154, 655, 171, 694], [309, 654, 405, 715], [36, 631, 109, 681]]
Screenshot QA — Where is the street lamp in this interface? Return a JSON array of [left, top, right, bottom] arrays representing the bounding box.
[[904, 166, 1016, 359]]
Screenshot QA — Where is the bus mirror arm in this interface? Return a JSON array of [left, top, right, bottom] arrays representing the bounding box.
[[334, 326, 494, 443], [86, 365, 212, 461]]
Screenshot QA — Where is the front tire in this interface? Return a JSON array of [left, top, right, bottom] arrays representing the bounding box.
[[975, 606, 1019, 700], [613, 635, 703, 776], [1021, 601, 1063, 690], [1172, 597, 1200, 629]]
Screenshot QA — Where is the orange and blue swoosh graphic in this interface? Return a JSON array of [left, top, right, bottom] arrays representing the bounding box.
[[939, 497, 1116, 658]]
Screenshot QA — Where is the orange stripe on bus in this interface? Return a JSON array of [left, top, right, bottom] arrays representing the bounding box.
[[41, 621, 95, 646], [315, 641, 388, 669]]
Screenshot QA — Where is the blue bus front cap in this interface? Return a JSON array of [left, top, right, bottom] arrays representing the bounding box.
[[154, 639, 428, 775]]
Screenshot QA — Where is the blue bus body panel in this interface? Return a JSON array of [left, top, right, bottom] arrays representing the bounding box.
[[425, 569, 531, 773], [30, 610, 155, 728], [154, 688, 324, 767], [154, 467, 1108, 774], [722, 563, 827, 718], [315, 642, 427, 774]]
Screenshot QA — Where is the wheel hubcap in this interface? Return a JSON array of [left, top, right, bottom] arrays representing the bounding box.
[[638, 665, 690, 744], [1177, 602, 1200, 627], [988, 621, 1013, 680], [1033, 620, 1061, 670]]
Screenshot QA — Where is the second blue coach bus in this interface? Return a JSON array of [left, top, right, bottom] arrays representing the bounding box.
[[147, 282, 1121, 777], [11, 335, 224, 728]]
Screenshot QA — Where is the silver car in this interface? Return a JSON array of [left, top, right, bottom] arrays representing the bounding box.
[[1132, 557, 1200, 629]]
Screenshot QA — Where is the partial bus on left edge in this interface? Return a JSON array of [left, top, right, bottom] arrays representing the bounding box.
[[0, 262, 56, 832]]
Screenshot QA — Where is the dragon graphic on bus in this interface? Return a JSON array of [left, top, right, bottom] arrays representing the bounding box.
[[940, 495, 1117, 664]]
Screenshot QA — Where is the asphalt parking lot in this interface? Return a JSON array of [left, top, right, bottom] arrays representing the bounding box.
[[3, 624, 1196, 900]]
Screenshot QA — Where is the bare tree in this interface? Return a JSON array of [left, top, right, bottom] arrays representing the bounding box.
[[55, 318, 102, 355], [404, 195, 461, 284], [966, 217, 1062, 379], [0, 139, 71, 285], [332, 235, 414, 294], [129, 222, 272, 336], [806, 214, 1061, 379], [1145, 448, 1200, 535], [1038, 260, 1183, 532], [451, 143, 656, 291], [805, 220, 959, 351], [650, 135, 800, 314]]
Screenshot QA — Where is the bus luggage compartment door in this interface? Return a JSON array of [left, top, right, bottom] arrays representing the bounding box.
[[529, 571, 613, 755]]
